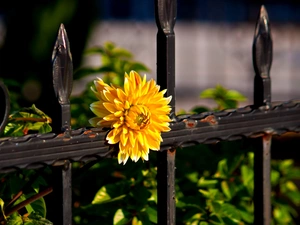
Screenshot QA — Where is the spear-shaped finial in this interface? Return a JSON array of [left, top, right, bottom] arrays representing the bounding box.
[[52, 23, 73, 136], [52, 23, 73, 105], [253, 5, 272, 79], [155, 0, 177, 34], [253, 5, 273, 108]]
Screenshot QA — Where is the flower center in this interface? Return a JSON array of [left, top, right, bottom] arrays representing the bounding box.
[[125, 105, 150, 130]]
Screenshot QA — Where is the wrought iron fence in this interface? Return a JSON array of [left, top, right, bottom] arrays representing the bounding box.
[[1, 1, 300, 224]]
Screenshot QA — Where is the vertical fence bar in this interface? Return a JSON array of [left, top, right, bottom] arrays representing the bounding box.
[[62, 161, 72, 225], [252, 5, 273, 225], [51, 23, 73, 225], [52, 23, 73, 137], [154, 0, 177, 224], [0, 80, 10, 135]]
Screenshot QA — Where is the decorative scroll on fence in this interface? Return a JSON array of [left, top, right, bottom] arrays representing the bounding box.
[[0, 2, 300, 225]]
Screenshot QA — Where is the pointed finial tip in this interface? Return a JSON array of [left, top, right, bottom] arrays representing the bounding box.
[[260, 5, 268, 18], [60, 23, 65, 30]]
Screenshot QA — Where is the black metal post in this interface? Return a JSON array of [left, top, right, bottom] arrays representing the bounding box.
[[62, 161, 72, 225], [51, 23, 73, 225], [253, 5, 273, 225], [155, 0, 177, 224], [52, 23, 73, 137], [0, 80, 10, 135]]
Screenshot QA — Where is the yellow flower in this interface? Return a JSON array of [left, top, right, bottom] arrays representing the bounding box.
[[89, 70, 172, 164]]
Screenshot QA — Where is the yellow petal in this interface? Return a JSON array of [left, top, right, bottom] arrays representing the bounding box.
[[103, 102, 118, 113], [107, 128, 121, 144]]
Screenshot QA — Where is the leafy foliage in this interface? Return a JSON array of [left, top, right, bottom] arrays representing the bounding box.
[[199, 84, 247, 111], [2, 104, 52, 137], [0, 169, 52, 224]]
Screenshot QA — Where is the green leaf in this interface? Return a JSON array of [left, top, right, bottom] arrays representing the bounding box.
[[9, 175, 26, 197], [186, 172, 199, 183], [208, 214, 223, 225], [0, 198, 6, 220], [273, 206, 294, 224], [25, 212, 53, 225], [199, 189, 222, 201], [221, 181, 231, 200], [111, 48, 133, 59], [279, 159, 294, 172], [211, 201, 222, 213], [132, 216, 143, 225], [6, 213, 23, 225], [215, 159, 228, 179], [38, 123, 52, 134], [237, 206, 254, 223], [4, 104, 52, 137], [285, 181, 298, 191], [113, 209, 130, 225], [92, 186, 126, 205], [225, 90, 247, 101], [127, 62, 150, 73], [129, 185, 151, 207], [84, 46, 105, 55], [145, 206, 157, 224], [31, 176, 48, 193], [92, 186, 111, 204], [241, 164, 254, 194], [197, 177, 218, 188], [221, 203, 241, 223], [29, 196, 47, 218], [199, 85, 247, 110], [199, 88, 215, 98], [190, 106, 210, 114], [199, 222, 209, 225], [15, 194, 34, 215], [222, 99, 238, 109], [285, 190, 300, 206]]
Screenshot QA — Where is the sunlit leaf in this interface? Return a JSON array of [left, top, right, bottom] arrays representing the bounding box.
[[226, 90, 247, 101], [24, 212, 53, 225], [197, 177, 218, 188], [3, 104, 52, 137], [6, 213, 23, 225], [92, 186, 111, 204], [113, 209, 129, 225], [131, 216, 142, 225], [0, 198, 6, 220], [273, 206, 293, 224], [270, 170, 280, 186], [215, 159, 228, 179], [199, 88, 215, 98], [92, 186, 126, 205], [221, 181, 232, 200]]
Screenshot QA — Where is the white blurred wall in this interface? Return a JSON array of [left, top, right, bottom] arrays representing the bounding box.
[[75, 21, 300, 112]]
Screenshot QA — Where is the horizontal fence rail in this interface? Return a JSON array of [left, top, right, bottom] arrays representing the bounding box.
[[1, 102, 300, 170], [0, 2, 299, 225]]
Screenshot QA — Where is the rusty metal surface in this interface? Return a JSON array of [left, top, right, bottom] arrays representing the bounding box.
[[1, 100, 300, 170]]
